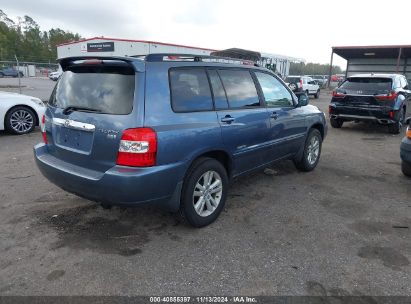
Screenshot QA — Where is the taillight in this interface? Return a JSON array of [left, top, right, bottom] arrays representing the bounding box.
[[332, 90, 345, 98], [116, 128, 157, 167], [389, 111, 394, 119], [375, 91, 398, 101], [406, 127, 411, 139], [328, 105, 333, 114], [299, 79, 303, 89], [41, 115, 47, 144]]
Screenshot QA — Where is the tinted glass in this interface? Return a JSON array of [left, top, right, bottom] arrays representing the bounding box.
[[285, 76, 300, 83], [218, 69, 260, 108], [208, 70, 228, 109], [50, 66, 135, 115], [255, 72, 293, 107], [170, 69, 213, 112], [339, 77, 392, 93]]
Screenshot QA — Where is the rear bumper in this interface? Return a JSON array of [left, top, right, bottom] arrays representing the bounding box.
[[329, 105, 395, 124], [34, 143, 186, 211], [400, 136, 411, 164]]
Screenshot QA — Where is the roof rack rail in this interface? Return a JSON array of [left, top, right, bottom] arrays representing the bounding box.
[[132, 53, 260, 66]]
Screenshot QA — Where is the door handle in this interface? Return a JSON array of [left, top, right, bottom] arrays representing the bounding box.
[[221, 115, 235, 124], [270, 112, 279, 119]]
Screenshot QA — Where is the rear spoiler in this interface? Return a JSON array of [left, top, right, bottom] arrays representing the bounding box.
[[58, 56, 143, 72]]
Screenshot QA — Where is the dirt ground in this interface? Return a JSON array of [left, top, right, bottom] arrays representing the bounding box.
[[0, 91, 410, 296]]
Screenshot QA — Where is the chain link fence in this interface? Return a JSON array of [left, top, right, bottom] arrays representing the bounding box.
[[0, 59, 59, 78]]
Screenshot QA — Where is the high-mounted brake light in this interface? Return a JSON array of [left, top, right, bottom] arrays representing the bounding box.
[[41, 115, 47, 144], [116, 128, 157, 167], [375, 91, 398, 101], [83, 59, 103, 65]]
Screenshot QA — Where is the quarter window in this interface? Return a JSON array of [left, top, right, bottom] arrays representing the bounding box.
[[218, 69, 260, 109], [255, 72, 293, 107], [170, 69, 213, 112]]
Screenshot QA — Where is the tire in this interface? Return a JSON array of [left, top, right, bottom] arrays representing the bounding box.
[[330, 118, 343, 128], [314, 90, 320, 99], [179, 157, 228, 227], [294, 129, 322, 172], [402, 161, 411, 177], [289, 83, 298, 92], [19, 72, 23, 77], [388, 108, 405, 134], [0, 73, 3, 78], [5, 106, 36, 135]]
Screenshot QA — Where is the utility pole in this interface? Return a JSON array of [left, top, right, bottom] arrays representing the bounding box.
[[15, 55, 22, 94]]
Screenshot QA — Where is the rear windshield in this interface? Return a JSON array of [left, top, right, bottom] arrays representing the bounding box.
[[285, 77, 300, 83], [49, 64, 135, 115], [339, 77, 392, 93]]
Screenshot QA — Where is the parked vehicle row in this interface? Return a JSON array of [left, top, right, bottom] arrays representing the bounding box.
[[284, 75, 321, 98], [0, 67, 24, 78], [33, 54, 327, 227]]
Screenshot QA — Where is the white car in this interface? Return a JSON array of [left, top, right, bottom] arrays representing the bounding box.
[[48, 70, 62, 81], [284, 75, 321, 98], [0, 91, 46, 135]]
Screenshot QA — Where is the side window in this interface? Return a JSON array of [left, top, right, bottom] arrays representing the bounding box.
[[169, 68, 213, 112], [394, 77, 401, 89], [255, 72, 293, 107], [218, 69, 260, 109], [401, 76, 408, 89], [207, 70, 228, 109]]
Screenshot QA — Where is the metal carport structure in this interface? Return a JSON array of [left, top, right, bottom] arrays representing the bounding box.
[[328, 45, 411, 86]]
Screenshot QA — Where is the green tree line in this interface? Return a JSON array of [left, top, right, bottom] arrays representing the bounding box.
[[290, 62, 343, 76], [0, 10, 81, 62]]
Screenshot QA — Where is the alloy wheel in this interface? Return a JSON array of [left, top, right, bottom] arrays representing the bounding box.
[[192, 170, 223, 217], [307, 135, 320, 165], [10, 109, 34, 133]]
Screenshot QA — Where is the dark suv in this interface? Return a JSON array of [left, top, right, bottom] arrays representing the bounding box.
[[34, 54, 327, 227], [329, 74, 410, 134]]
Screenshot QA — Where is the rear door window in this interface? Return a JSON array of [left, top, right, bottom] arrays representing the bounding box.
[[169, 68, 213, 112], [339, 77, 393, 94], [50, 64, 135, 115], [218, 69, 260, 109]]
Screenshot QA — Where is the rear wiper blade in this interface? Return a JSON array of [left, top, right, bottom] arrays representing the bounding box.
[[62, 106, 102, 115]]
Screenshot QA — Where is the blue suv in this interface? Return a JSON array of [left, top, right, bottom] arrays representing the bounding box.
[[34, 54, 327, 227]]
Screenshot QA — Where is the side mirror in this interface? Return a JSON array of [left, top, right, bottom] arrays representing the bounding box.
[[296, 93, 309, 107], [405, 116, 411, 125]]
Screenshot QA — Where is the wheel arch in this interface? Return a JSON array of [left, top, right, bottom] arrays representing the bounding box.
[[187, 149, 233, 179], [310, 123, 325, 139]]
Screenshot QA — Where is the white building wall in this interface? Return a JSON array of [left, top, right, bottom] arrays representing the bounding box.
[[57, 39, 213, 59]]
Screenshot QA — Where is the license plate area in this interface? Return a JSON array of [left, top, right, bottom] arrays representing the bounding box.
[[54, 125, 94, 154]]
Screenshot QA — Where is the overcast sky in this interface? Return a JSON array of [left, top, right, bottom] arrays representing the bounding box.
[[2, 0, 411, 68]]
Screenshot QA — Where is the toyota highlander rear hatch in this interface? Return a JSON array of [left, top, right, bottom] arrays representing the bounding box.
[[44, 58, 141, 172]]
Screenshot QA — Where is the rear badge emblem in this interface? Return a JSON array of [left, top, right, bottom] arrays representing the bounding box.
[[64, 119, 71, 127], [357, 90, 363, 94]]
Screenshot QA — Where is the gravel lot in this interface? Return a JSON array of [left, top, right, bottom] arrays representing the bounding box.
[[0, 92, 410, 296]]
